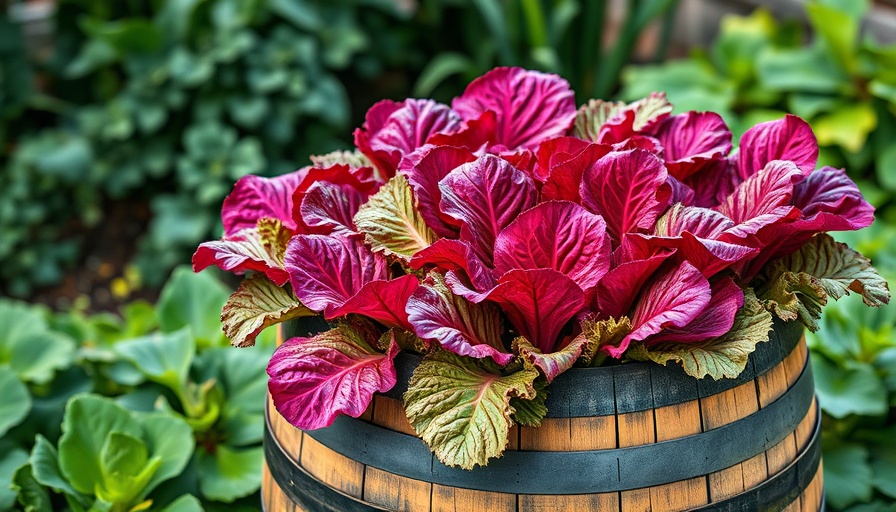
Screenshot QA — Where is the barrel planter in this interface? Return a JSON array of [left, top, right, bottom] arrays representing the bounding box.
[[263, 318, 824, 512]]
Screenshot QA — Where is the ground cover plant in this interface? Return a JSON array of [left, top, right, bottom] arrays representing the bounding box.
[[196, 66, 889, 469]]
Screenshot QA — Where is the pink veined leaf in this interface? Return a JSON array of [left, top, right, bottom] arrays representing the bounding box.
[[531, 136, 592, 181], [398, 145, 477, 237], [192, 226, 290, 285], [596, 235, 676, 318], [354, 99, 462, 176], [268, 325, 399, 430], [597, 92, 674, 144], [284, 234, 388, 314], [613, 134, 665, 154], [451, 67, 577, 150], [221, 170, 307, 235], [609, 261, 710, 358], [736, 114, 819, 180], [515, 334, 588, 383], [406, 275, 511, 365], [291, 164, 381, 233], [300, 180, 372, 235], [667, 176, 696, 205], [327, 275, 419, 330], [439, 154, 537, 265], [579, 149, 672, 242], [426, 110, 498, 152], [644, 277, 744, 345], [541, 143, 612, 202], [655, 112, 732, 181], [716, 160, 804, 228], [493, 201, 612, 291], [485, 269, 586, 354], [410, 238, 497, 294], [684, 158, 740, 208], [500, 148, 537, 178]]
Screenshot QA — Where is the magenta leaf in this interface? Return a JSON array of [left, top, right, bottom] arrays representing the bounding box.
[[486, 269, 585, 353], [399, 145, 476, 237], [268, 325, 398, 430], [493, 201, 611, 291], [192, 223, 290, 285], [716, 160, 803, 227], [610, 261, 710, 357], [299, 180, 372, 235], [792, 166, 875, 231], [515, 334, 587, 383], [596, 92, 674, 143], [541, 143, 612, 202], [644, 277, 744, 345], [580, 149, 672, 241], [596, 235, 675, 318], [531, 136, 592, 181], [451, 67, 576, 150], [736, 115, 818, 179], [354, 99, 461, 176], [410, 238, 496, 293], [222, 171, 306, 235], [406, 275, 511, 364], [656, 112, 732, 181], [284, 235, 388, 314], [327, 275, 419, 330], [439, 154, 537, 264]]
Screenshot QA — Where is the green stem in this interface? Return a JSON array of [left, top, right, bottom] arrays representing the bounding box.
[[653, 3, 678, 63], [521, 0, 549, 49], [578, 0, 607, 99], [594, 0, 642, 99]]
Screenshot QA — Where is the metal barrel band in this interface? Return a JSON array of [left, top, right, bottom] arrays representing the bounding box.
[[299, 360, 814, 495], [285, 318, 804, 418], [695, 409, 822, 511], [263, 426, 386, 512]]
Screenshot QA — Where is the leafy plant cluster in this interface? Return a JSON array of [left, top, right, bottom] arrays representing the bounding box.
[[620, 0, 896, 221], [0, 267, 273, 511], [0, 0, 413, 297], [196, 67, 888, 470], [809, 224, 896, 512]]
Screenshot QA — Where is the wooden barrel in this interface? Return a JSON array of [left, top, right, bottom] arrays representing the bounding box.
[[263, 318, 823, 512]]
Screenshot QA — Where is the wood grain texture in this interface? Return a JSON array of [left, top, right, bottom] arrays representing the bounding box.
[[648, 476, 708, 512], [618, 410, 655, 448], [765, 432, 798, 477], [795, 399, 817, 453], [783, 338, 808, 388], [620, 488, 652, 512], [699, 380, 759, 431], [708, 464, 745, 502], [371, 395, 416, 435], [757, 361, 790, 408], [268, 395, 304, 463], [299, 434, 365, 498], [518, 493, 620, 512], [363, 466, 432, 512], [431, 484, 515, 512], [654, 401, 701, 442], [740, 451, 769, 490]]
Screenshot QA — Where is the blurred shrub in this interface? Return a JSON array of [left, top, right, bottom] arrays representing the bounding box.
[[620, 0, 896, 221]]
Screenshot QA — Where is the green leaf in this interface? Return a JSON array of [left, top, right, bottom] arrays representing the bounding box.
[[157, 266, 231, 346], [0, 366, 31, 437], [59, 395, 144, 496], [97, 432, 160, 505], [876, 143, 896, 192], [196, 445, 263, 502], [0, 300, 76, 384], [137, 412, 195, 498], [221, 274, 314, 348], [513, 334, 587, 382], [11, 464, 52, 512], [806, 2, 859, 74], [823, 438, 873, 509], [812, 354, 888, 418], [813, 102, 877, 154], [404, 351, 538, 469], [413, 52, 475, 97], [115, 329, 194, 392], [212, 347, 271, 446], [0, 442, 29, 511], [354, 175, 438, 261], [509, 377, 548, 427], [161, 494, 204, 512], [628, 289, 773, 380], [30, 435, 82, 500], [756, 47, 848, 94]]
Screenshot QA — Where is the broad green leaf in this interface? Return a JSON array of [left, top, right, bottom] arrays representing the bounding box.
[[115, 329, 195, 392], [0, 442, 29, 511], [404, 351, 538, 469], [0, 366, 30, 436], [353, 175, 438, 261], [858, 425, 896, 499], [876, 144, 896, 192], [156, 266, 230, 346], [96, 432, 160, 505], [137, 412, 195, 498], [806, 2, 859, 74], [196, 445, 263, 502], [628, 290, 773, 380], [812, 354, 888, 418], [11, 464, 52, 512], [30, 435, 82, 500], [813, 102, 877, 154], [756, 47, 847, 94], [221, 274, 314, 348], [161, 494, 204, 512], [6, 330, 76, 384], [509, 377, 548, 427], [213, 347, 271, 446], [58, 395, 144, 496], [580, 316, 632, 365], [823, 438, 873, 509]]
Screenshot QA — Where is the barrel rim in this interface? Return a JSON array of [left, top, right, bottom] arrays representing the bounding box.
[[270, 356, 815, 494]]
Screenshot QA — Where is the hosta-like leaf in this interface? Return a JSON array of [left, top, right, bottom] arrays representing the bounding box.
[[404, 351, 538, 469], [221, 274, 315, 348], [0, 366, 30, 437], [354, 174, 438, 260], [196, 445, 263, 503], [406, 274, 510, 364], [268, 324, 398, 430], [514, 334, 587, 382], [628, 289, 773, 379]]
